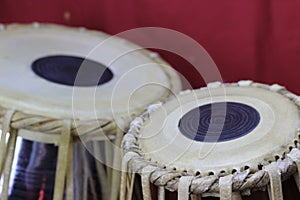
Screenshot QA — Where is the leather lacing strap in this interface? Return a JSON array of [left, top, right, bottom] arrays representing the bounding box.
[[127, 172, 136, 200], [287, 148, 300, 191], [66, 136, 74, 200], [178, 176, 194, 200], [158, 186, 165, 200], [219, 174, 233, 200], [120, 152, 139, 200], [53, 120, 72, 200], [232, 192, 242, 200], [110, 126, 126, 200], [2, 130, 17, 200], [264, 162, 283, 200], [190, 194, 201, 200], [0, 109, 16, 200], [141, 165, 158, 200], [0, 110, 15, 171]]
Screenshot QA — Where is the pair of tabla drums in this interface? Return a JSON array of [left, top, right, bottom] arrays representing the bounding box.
[[0, 23, 181, 200], [121, 81, 300, 200], [0, 23, 299, 200]]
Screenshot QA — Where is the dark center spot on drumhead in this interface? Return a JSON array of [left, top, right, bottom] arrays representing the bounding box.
[[31, 55, 113, 86], [178, 102, 260, 142]]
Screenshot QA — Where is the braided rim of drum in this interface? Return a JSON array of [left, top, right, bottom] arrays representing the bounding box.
[[0, 23, 181, 137], [122, 81, 300, 196]]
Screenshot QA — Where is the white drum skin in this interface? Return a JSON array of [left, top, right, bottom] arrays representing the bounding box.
[[121, 81, 300, 200], [0, 23, 181, 120], [0, 23, 181, 200]]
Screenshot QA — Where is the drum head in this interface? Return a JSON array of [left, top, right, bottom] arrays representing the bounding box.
[[0, 24, 180, 120], [138, 82, 300, 174]]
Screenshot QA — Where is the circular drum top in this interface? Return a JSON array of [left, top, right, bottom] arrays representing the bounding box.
[[135, 82, 300, 174], [0, 23, 181, 120]]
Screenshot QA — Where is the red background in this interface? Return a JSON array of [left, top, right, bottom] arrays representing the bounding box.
[[1, 0, 300, 92]]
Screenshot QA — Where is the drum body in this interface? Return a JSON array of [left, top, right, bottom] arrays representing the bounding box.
[[0, 23, 181, 200], [121, 81, 300, 200]]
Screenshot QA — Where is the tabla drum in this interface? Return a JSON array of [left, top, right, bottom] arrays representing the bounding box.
[[0, 23, 181, 200], [121, 81, 300, 200]]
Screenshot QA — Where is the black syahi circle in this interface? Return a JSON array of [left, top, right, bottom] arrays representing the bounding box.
[[32, 55, 113, 86], [178, 102, 260, 142]]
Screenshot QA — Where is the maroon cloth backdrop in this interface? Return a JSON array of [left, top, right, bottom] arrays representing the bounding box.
[[1, 0, 300, 92]]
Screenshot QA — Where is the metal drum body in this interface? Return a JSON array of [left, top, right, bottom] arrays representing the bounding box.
[[0, 23, 181, 200], [121, 81, 300, 200]]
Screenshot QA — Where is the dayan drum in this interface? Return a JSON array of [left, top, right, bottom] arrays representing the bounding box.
[[0, 23, 181, 200], [121, 81, 300, 200]]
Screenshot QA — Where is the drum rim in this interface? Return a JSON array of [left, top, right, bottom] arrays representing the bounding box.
[[0, 23, 181, 132], [122, 81, 300, 195]]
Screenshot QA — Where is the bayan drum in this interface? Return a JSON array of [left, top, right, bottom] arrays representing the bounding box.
[[121, 81, 300, 200], [0, 23, 181, 200]]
